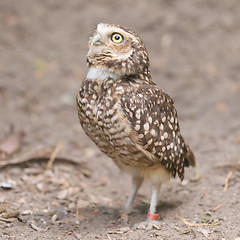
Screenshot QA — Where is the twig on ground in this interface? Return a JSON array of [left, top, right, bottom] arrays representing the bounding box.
[[46, 141, 63, 170], [72, 232, 81, 240], [176, 216, 220, 227], [29, 221, 42, 231], [212, 203, 223, 212], [29, 221, 50, 232], [0, 217, 16, 223], [0, 145, 84, 169], [224, 171, 233, 191], [0, 145, 47, 168], [6, 236, 16, 239], [107, 234, 112, 240], [108, 227, 130, 234]]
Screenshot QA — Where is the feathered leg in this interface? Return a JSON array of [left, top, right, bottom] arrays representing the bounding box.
[[125, 176, 143, 212]]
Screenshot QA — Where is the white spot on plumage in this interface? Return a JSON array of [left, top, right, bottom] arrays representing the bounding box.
[[116, 86, 124, 94], [116, 86, 124, 91], [93, 106, 98, 115], [81, 98, 88, 104], [135, 125, 140, 131], [168, 122, 173, 130], [147, 139, 153, 145], [109, 128, 116, 134], [136, 109, 141, 119], [150, 129, 156, 136], [87, 103, 92, 109], [163, 132, 168, 139], [148, 116, 152, 124], [121, 132, 127, 137], [111, 115, 118, 122], [108, 109, 114, 115], [144, 123, 149, 131]]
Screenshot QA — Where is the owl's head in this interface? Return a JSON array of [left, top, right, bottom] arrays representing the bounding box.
[[87, 23, 149, 77]]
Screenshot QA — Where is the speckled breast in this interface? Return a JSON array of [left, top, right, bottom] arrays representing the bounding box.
[[76, 78, 145, 165]]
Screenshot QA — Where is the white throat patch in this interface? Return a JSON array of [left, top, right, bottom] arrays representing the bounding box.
[[86, 67, 119, 80]]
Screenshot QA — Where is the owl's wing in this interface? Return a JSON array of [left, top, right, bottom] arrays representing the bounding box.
[[120, 84, 195, 180]]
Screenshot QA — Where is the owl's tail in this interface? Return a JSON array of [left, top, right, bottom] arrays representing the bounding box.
[[184, 141, 196, 168]]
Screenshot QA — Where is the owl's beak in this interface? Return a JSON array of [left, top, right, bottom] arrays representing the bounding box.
[[91, 34, 103, 46]]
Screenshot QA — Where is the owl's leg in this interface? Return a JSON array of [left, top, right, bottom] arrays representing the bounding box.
[[145, 184, 161, 230], [134, 183, 161, 231], [125, 176, 143, 213]]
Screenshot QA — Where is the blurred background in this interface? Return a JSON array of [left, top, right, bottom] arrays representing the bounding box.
[[0, 0, 240, 239]]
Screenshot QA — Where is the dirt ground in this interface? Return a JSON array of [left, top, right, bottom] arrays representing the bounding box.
[[1, 0, 240, 239]]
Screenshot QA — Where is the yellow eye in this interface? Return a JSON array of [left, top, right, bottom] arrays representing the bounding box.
[[111, 33, 124, 43]]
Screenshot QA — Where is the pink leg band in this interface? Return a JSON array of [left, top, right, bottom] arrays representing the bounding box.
[[147, 212, 159, 220]]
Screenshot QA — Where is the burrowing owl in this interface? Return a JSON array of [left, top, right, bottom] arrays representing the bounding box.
[[76, 23, 195, 229]]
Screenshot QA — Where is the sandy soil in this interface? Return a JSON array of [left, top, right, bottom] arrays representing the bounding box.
[[0, 0, 240, 239]]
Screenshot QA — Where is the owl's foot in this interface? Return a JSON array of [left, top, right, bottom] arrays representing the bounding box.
[[134, 219, 161, 231], [118, 208, 138, 223], [120, 205, 139, 217], [118, 212, 129, 223], [133, 212, 161, 231]]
